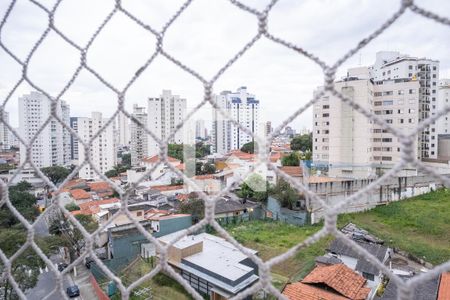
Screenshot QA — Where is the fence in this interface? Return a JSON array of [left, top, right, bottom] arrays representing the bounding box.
[[90, 274, 111, 300], [1, 1, 450, 300]]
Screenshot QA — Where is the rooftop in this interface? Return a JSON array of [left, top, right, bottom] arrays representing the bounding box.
[[142, 155, 180, 164], [279, 166, 303, 178], [159, 232, 258, 285], [70, 189, 91, 200], [438, 273, 450, 300], [87, 181, 113, 192], [283, 282, 348, 300], [328, 239, 389, 275], [302, 264, 371, 300]]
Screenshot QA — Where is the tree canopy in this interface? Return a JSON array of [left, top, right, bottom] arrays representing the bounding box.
[[240, 141, 255, 154], [269, 180, 299, 209], [281, 152, 300, 166], [0, 183, 62, 299], [290, 133, 312, 152], [41, 166, 71, 185], [237, 174, 268, 202]]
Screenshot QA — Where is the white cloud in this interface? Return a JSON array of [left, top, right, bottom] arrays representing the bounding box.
[[1, 0, 450, 133]]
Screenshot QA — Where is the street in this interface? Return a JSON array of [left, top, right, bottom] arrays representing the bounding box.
[[26, 212, 98, 299]]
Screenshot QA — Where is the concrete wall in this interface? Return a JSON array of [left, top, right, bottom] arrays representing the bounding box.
[[307, 175, 443, 223]]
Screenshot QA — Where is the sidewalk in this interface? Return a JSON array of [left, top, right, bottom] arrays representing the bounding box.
[[72, 264, 99, 300]]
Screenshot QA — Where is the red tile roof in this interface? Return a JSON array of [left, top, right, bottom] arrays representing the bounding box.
[[151, 185, 184, 192], [142, 155, 180, 164], [73, 198, 120, 215], [70, 189, 91, 200], [279, 166, 303, 178], [302, 264, 370, 300], [176, 194, 189, 201], [438, 273, 450, 300], [270, 152, 283, 162], [87, 181, 113, 192], [227, 150, 255, 160], [283, 282, 348, 300]]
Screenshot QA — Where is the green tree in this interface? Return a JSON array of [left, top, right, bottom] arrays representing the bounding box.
[[105, 169, 119, 178], [195, 142, 211, 158], [168, 144, 185, 162], [290, 133, 312, 152], [195, 162, 216, 175], [121, 153, 131, 167], [240, 141, 255, 154], [0, 183, 39, 227], [179, 198, 204, 223], [64, 203, 80, 212], [41, 166, 71, 185], [237, 174, 268, 202], [269, 180, 299, 209], [281, 152, 300, 166]]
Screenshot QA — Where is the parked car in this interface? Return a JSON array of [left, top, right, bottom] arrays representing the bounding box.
[[85, 257, 94, 269], [66, 285, 80, 298], [57, 263, 68, 272]]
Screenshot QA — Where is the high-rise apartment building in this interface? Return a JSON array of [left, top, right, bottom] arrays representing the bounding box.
[[76, 112, 116, 179], [211, 87, 260, 154], [370, 51, 439, 158], [436, 79, 450, 135], [436, 79, 450, 159], [313, 67, 420, 178], [19, 92, 71, 168], [147, 90, 187, 156], [195, 120, 206, 139], [265, 121, 273, 136], [0, 111, 10, 150], [130, 104, 148, 166], [117, 111, 130, 147], [70, 117, 79, 161]]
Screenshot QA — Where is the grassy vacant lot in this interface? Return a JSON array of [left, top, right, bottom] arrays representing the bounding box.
[[223, 221, 333, 286], [339, 188, 450, 265], [111, 258, 192, 300]]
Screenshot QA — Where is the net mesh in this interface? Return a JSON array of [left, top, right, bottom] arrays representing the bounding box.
[[1, 0, 450, 299]]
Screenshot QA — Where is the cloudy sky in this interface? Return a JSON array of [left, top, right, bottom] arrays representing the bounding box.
[[1, 0, 449, 134]]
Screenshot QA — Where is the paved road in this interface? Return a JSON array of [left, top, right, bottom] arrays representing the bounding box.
[[25, 255, 81, 300], [27, 209, 98, 299]]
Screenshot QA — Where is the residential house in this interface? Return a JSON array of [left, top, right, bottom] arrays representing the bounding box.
[[158, 232, 259, 300], [70, 189, 92, 204], [141, 155, 183, 180], [327, 238, 390, 289], [282, 264, 371, 300], [374, 273, 442, 300], [214, 197, 261, 225]]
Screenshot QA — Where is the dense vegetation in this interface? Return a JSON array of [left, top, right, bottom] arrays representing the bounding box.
[[224, 221, 331, 286], [290, 133, 312, 152], [0, 181, 65, 299], [41, 166, 71, 185], [240, 141, 255, 154], [339, 188, 450, 265]]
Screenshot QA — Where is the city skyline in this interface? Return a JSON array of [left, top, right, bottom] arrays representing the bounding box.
[[1, 0, 450, 132]]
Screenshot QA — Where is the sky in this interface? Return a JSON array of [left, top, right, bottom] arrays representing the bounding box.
[[1, 0, 450, 135]]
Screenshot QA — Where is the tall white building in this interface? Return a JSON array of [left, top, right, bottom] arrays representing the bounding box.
[[76, 112, 116, 179], [0, 110, 10, 150], [436, 79, 450, 135], [147, 90, 187, 156], [195, 120, 206, 139], [19, 92, 71, 168], [370, 51, 439, 158], [117, 111, 130, 147], [313, 67, 420, 178], [212, 87, 260, 154], [130, 104, 148, 166]]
